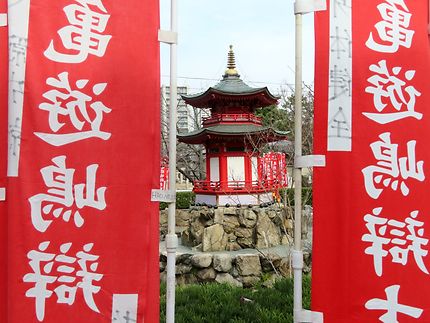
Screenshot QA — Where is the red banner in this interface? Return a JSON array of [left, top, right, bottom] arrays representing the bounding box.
[[7, 1, 160, 322], [313, 0, 430, 321], [0, 0, 8, 319]]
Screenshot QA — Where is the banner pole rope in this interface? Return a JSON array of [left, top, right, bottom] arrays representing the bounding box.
[[166, 0, 178, 321]]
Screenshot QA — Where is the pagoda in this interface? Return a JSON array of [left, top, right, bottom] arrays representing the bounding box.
[[178, 46, 288, 206]]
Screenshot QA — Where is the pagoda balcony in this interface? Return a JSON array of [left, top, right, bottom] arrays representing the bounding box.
[[193, 179, 285, 194], [202, 113, 262, 126]]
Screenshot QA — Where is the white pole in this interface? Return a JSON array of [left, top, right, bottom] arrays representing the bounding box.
[[166, 0, 178, 321], [293, 10, 304, 323]]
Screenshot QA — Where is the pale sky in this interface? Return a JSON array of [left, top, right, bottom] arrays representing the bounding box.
[[160, 0, 316, 96]]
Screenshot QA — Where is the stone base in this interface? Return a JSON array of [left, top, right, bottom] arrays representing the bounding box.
[[159, 249, 312, 287]]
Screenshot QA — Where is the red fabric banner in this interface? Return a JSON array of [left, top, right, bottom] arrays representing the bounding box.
[[0, 0, 8, 319], [313, 0, 430, 321], [7, 1, 160, 322]]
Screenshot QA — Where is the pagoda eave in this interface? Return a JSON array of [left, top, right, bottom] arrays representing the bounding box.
[[181, 88, 278, 109], [177, 127, 288, 145]]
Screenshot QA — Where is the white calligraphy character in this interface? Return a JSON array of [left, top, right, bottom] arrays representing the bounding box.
[[362, 132, 424, 199], [23, 242, 56, 322], [24, 242, 104, 321], [35, 72, 111, 146], [364, 60, 421, 124], [362, 208, 429, 276], [366, 0, 415, 53], [365, 285, 423, 322], [76, 243, 103, 313], [28, 155, 107, 232], [44, 0, 111, 63]]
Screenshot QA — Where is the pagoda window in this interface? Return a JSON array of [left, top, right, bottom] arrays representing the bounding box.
[[209, 157, 220, 182], [251, 156, 259, 183], [227, 156, 245, 186], [208, 148, 220, 154]]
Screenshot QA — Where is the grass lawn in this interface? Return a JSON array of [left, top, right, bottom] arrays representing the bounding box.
[[160, 276, 311, 323]]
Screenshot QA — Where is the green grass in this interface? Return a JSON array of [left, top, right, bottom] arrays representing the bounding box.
[[160, 276, 311, 323]]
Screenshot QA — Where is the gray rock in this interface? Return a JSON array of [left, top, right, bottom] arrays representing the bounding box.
[[190, 254, 213, 268], [235, 254, 262, 276], [175, 264, 193, 275], [256, 213, 281, 248], [223, 215, 240, 234], [241, 275, 260, 288], [277, 258, 291, 277], [237, 237, 254, 248], [239, 209, 257, 228], [222, 207, 238, 216], [202, 224, 228, 252], [214, 209, 224, 225], [227, 242, 242, 251], [215, 273, 243, 287], [176, 253, 192, 265], [234, 227, 253, 238], [176, 209, 192, 227], [196, 267, 216, 281], [213, 254, 233, 272], [177, 274, 198, 285], [259, 253, 282, 272], [267, 209, 277, 220]]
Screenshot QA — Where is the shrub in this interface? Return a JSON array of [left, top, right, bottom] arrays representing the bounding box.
[[160, 276, 311, 323], [279, 187, 313, 207], [159, 191, 196, 210]]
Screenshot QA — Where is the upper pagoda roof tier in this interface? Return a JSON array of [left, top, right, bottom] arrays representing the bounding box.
[[181, 46, 279, 110], [177, 124, 288, 145]]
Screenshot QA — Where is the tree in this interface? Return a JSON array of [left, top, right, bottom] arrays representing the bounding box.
[[255, 86, 314, 165]]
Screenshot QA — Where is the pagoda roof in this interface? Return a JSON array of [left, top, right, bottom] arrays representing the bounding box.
[[181, 46, 279, 109], [177, 124, 288, 145]]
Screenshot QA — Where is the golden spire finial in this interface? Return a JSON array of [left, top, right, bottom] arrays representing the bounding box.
[[224, 45, 239, 77]]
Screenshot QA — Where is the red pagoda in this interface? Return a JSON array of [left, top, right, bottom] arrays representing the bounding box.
[[178, 46, 288, 206]]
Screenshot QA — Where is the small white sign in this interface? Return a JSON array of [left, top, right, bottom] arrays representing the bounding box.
[[295, 0, 327, 14], [112, 294, 139, 323], [0, 188, 5, 201], [0, 13, 6, 27], [151, 189, 175, 203]]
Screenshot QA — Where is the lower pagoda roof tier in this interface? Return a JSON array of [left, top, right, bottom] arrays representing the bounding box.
[[177, 124, 288, 145], [181, 81, 279, 110]]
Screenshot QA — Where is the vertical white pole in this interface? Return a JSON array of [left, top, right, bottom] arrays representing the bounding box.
[[293, 10, 304, 323], [166, 0, 178, 322]]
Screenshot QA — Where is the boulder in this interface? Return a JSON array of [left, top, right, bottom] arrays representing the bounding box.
[[222, 207, 238, 216], [237, 237, 254, 249], [214, 208, 224, 225], [175, 264, 192, 275], [259, 253, 282, 272], [176, 209, 192, 227], [277, 258, 291, 277], [196, 268, 217, 281], [241, 275, 260, 288], [190, 254, 213, 268], [235, 254, 262, 276], [256, 213, 281, 248], [176, 274, 198, 285], [213, 254, 233, 272], [215, 273, 242, 287], [234, 227, 253, 238], [202, 224, 228, 252], [223, 215, 240, 234], [239, 209, 257, 228]]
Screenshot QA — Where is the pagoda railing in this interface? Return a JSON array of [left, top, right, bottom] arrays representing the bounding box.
[[193, 179, 285, 194], [202, 113, 262, 126]]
